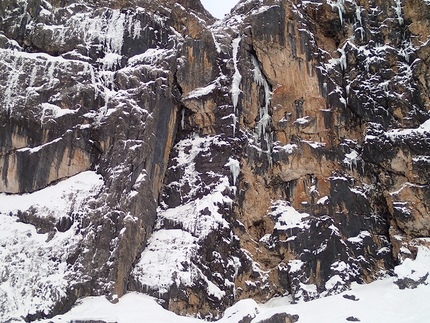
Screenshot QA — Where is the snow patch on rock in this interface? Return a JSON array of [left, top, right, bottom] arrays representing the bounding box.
[[0, 171, 104, 322]]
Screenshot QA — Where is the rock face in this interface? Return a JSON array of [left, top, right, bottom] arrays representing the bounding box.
[[0, 0, 429, 321]]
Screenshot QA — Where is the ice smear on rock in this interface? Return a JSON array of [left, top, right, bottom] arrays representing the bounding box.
[[132, 135, 234, 299], [225, 157, 240, 186], [231, 37, 242, 136], [0, 172, 104, 322], [251, 55, 272, 163]]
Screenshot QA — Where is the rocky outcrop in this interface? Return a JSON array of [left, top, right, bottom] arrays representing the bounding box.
[[0, 0, 429, 322], [255, 313, 299, 323]]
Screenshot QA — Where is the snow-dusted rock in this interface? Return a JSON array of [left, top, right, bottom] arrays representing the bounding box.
[[1, 0, 430, 321]]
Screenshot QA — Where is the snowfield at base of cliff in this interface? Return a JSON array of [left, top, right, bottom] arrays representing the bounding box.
[[39, 255, 430, 323]]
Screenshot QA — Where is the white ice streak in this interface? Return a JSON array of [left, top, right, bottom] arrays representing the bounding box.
[[252, 55, 271, 133], [231, 37, 242, 111], [0, 48, 96, 113], [75, 9, 126, 56], [338, 43, 348, 71], [225, 157, 240, 186], [211, 30, 222, 53], [355, 5, 362, 26], [231, 37, 242, 136], [394, 0, 404, 25], [251, 55, 273, 162], [105, 10, 125, 54], [327, 0, 346, 25]]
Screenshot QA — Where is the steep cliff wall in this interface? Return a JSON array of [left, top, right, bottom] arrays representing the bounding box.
[[0, 0, 429, 321], [0, 0, 190, 320]]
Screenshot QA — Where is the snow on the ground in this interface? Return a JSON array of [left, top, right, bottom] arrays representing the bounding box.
[[38, 246, 430, 323], [395, 244, 430, 283], [38, 293, 203, 323], [0, 171, 104, 322]]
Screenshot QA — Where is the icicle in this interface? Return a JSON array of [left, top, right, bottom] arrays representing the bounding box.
[[28, 65, 38, 88], [355, 6, 362, 26], [3, 52, 22, 113], [106, 10, 126, 54], [394, 0, 404, 25], [335, 0, 345, 25], [251, 55, 273, 165], [338, 45, 347, 71], [45, 60, 57, 87], [181, 108, 185, 129], [338, 5, 344, 25], [133, 20, 142, 39], [328, 0, 345, 25], [231, 36, 242, 136], [212, 31, 222, 53], [225, 157, 240, 192]]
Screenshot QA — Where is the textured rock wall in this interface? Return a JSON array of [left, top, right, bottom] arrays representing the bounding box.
[[1, 0, 430, 321], [0, 0, 191, 319], [133, 0, 430, 318]]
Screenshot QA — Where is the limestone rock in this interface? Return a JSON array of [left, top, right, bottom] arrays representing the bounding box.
[[1, 0, 430, 321]]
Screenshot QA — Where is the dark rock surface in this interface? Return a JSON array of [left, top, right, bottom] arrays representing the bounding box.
[[255, 313, 299, 323], [0, 0, 430, 321], [394, 272, 429, 289]]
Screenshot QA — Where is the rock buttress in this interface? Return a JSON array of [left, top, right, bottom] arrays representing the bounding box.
[[130, 0, 430, 319]]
